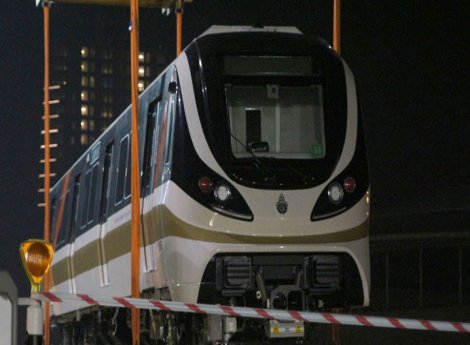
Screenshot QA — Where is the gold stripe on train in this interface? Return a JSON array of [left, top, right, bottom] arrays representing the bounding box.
[[52, 205, 368, 286]]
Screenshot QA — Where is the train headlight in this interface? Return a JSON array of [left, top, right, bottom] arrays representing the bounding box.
[[214, 183, 232, 203], [327, 182, 344, 205]]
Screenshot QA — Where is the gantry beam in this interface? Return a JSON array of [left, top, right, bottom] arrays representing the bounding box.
[[43, 0, 191, 8]]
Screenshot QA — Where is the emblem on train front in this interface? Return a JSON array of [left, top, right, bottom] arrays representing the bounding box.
[[276, 193, 288, 214]]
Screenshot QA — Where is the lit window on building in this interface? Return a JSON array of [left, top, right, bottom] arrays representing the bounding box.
[[138, 81, 145, 92], [81, 62, 88, 73], [81, 91, 88, 101], [81, 134, 88, 146], [89, 76, 95, 88], [81, 105, 88, 117], [101, 65, 113, 75], [101, 109, 114, 119], [89, 120, 95, 131], [81, 47, 89, 58], [138, 66, 145, 77], [81, 120, 88, 130], [138, 52, 145, 62], [81, 76, 88, 87]]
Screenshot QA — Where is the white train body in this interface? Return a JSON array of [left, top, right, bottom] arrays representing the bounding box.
[[49, 26, 370, 323]]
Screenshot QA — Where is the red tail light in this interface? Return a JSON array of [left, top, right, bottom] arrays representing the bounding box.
[[344, 177, 356, 193], [198, 176, 212, 193]]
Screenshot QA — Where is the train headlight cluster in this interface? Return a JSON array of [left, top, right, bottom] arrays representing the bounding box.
[[196, 175, 252, 220], [327, 176, 357, 205], [311, 174, 365, 221], [199, 177, 232, 203]]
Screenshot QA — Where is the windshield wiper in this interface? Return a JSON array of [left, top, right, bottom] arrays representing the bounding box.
[[261, 156, 311, 184], [230, 134, 276, 182]]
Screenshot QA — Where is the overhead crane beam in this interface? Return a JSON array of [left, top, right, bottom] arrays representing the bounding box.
[[39, 0, 191, 8]]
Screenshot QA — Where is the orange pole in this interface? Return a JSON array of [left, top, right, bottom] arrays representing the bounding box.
[[176, 0, 182, 55], [129, 0, 141, 344], [43, 3, 51, 345], [333, 0, 341, 54]]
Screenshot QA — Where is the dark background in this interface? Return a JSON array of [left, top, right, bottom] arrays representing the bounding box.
[[0, 0, 468, 343]]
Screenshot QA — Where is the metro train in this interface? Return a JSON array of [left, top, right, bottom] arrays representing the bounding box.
[[49, 25, 370, 344]]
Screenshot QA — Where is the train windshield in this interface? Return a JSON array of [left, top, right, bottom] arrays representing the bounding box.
[[226, 84, 326, 160], [224, 56, 325, 160]]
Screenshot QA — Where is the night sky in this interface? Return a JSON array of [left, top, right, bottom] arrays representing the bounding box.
[[0, 0, 468, 342]]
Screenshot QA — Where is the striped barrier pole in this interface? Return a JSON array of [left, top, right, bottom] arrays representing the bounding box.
[[32, 292, 470, 334]]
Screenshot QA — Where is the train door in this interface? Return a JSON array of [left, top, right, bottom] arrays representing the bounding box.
[[50, 173, 73, 293], [73, 147, 101, 294], [69, 173, 81, 294], [154, 67, 177, 191], [98, 142, 114, 286], [141, 95, 162, 272], [150, 67, 177, 287]]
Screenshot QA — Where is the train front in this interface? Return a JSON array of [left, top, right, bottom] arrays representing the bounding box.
[[165, 27, 370, 316]]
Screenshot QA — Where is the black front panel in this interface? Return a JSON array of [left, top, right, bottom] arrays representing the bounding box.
[[170, 79, 253, 221], [199, 252, 365, 310], [186, 32, 348, 190]]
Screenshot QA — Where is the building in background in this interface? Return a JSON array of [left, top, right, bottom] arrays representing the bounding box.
[[44, 40, 170, 183]]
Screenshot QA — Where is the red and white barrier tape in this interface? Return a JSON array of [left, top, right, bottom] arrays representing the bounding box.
[[32, 292, 470, 334]]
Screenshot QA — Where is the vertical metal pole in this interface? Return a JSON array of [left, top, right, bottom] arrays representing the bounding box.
[[130, 0, 141, 344], [385, 252, 389, 310], [43, 3, 51, 345], [419, 249, 423, 307], [459, 246, 463, 305], [333, 0, 341, 54], [176, 0, 183, 56]]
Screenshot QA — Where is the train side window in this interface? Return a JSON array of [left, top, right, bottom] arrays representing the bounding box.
[[115, 135, 129, 205], [142, 97, 160, 195], [56, 190, 72, 246], [125, 134, 131, 199], [51, 187, 69, 247], [163, 70, 177, 182], [81, 169, 92, 228], [99, 142, 114, 223], [86, 163, 99, 224], [70, 174, 81, 239], [50, 197, 58, 242]]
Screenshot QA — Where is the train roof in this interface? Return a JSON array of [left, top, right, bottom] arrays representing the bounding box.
[[199, 25, 302, 37]]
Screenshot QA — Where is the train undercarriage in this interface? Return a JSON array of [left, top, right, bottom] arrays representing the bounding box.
[[51, 252, 362, 344], [51, 306, 333, 345]]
